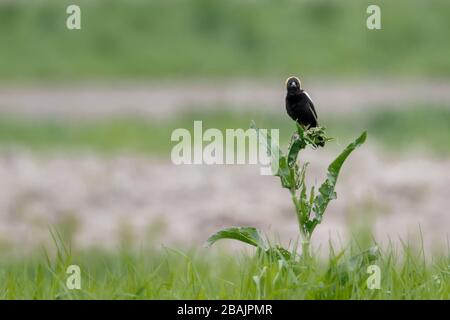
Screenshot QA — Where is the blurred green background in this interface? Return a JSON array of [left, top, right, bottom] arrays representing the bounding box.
[[0, 0, 449, 82]]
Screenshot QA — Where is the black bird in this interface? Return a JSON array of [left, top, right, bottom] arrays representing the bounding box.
[[285, 76, 324, 147], [285, 76, 319, 129]]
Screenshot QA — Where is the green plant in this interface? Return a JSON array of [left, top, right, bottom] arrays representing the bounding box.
[[206, 123, 367, 258]]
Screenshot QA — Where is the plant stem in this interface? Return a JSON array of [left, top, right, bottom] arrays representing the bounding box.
[[290, 188, 301, 224], [301, 238, 310, 259], [290, 187, 311, 259]]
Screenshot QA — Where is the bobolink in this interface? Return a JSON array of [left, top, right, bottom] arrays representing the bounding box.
[[285, 76, 324, 147], [285, 76, 318, 129]]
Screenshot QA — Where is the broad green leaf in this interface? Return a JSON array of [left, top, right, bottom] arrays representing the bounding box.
[[328, 131, 367, 180], [310, 131, 367, 233], [205, 227, 267, 249]]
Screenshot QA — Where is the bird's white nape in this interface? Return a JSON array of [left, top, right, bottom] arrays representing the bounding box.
[[303, 90, 314, 103]]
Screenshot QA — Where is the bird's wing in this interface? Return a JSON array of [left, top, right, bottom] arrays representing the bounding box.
[[303, 91, 318, 121]]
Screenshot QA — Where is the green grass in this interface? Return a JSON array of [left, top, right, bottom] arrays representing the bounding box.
[[0, 107, 449, 155], [1, 0, 450, 82], [0, 240, 448, 299]]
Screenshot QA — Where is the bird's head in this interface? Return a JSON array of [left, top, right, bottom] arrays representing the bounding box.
[[285, 76, 302, 94]]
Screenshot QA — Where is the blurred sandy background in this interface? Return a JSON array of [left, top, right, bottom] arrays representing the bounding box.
[[0, 0, 449, 255]]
